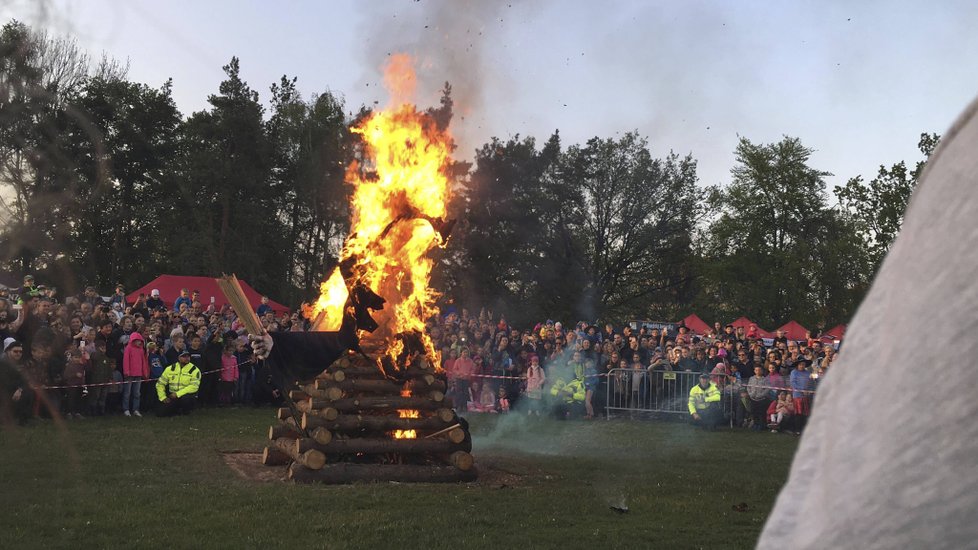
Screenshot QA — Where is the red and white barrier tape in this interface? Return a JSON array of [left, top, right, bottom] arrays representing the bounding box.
[[39, 360, 255, 390]]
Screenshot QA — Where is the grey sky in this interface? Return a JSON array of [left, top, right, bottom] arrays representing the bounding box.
[[4, 0, 977, 190]]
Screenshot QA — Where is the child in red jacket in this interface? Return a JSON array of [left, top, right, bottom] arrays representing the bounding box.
[[767, 391, 795, 432]]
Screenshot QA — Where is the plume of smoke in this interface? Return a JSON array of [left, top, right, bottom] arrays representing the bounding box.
[[356, 0, 515, 159]]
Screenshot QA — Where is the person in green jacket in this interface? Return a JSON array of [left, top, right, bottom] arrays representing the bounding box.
[[688, 373, 722, 429], [156, 350, 200, 417]]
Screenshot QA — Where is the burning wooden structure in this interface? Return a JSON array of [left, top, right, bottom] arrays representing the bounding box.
[[252, 55, 474, 484], [261, 339, 475, 483]]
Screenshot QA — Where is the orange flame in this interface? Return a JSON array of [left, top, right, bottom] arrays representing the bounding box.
[[394, 388, 419, 439], [302, 269, 348, 331], [308, 54, 451, 366]]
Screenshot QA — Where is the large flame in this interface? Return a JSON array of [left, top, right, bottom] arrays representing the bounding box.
[[306, 54, 451, 364]]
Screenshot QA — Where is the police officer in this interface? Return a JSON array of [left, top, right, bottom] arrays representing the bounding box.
[[156, 350, 200, 417], [688, 372, 721, 429]]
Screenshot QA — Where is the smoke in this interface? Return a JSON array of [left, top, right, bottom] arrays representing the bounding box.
[[471, 408, 578, 456], [355, 0, 518, 160], [469, 409, 646, 510]]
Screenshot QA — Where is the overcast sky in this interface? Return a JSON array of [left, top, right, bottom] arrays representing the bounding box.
[[4, 0, 978, 190]]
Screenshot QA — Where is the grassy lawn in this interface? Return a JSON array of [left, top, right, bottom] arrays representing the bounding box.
[[0, 408, 797, 549]]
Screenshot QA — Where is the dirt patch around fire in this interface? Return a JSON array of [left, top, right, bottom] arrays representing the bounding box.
[[221, 450, 532, 488], [222, 451, 288, 483]]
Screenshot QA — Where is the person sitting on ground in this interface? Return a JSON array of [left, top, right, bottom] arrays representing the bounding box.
[[688, 372, 722, 429], [465, 381, 495, 413], [156, 350, 200, 417], [496, 386, 510, 413], [767, 390, 795, 433]]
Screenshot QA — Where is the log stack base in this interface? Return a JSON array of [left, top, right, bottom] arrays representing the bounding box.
[[261, 345, 476, 484]]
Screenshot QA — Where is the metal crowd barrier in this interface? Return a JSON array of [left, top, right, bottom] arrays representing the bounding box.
[[604, 368, 745, 425]]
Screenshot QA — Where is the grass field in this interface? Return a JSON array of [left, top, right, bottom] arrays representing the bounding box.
[[0, 408, 798, 549]]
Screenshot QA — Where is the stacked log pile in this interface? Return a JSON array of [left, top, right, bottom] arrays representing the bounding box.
[[261, 345, 476, 484]]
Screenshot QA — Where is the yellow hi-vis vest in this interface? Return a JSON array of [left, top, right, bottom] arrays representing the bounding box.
[[688, 382, 720, 415], [157, 361, 201, 400], [564, 378, 586, 403]]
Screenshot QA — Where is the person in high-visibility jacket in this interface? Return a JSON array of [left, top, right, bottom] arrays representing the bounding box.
[[688, 373, 722, 429], [156, 350, 201, 417], [562, 378, 586, 404]]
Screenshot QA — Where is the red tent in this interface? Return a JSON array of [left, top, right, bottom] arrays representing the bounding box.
[[728, 316, 773, 339], [679, 313, 711, 335], [126, 274, 290, 314], [776, 320, 810, 341], [819, 324, 847, 342]]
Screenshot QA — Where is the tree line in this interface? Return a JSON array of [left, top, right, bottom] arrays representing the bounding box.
[[0, 21, 935, 332]]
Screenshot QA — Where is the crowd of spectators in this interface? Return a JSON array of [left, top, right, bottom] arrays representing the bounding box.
[[431, 309, 835, 434], [0, 276, 295, 424], [0, 275, 834, 435]]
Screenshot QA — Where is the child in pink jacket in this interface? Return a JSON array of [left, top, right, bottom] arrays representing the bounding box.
[[121, 332, 149, 416]]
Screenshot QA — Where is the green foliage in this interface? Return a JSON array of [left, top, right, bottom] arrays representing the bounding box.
[[698, 136, 870, 329], [175, 57, 278, 287], [65, 76, 182, 289], [835, 133, 939, 268], [267, 77, 352, 303], [450, 133, 562, 325], [455, 132, 701, 326], [0, 30, 358, 302], [549, 133, 702, 323]]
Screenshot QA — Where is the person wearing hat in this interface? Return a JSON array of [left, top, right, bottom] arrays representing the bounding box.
[[109, 284, 127, 308], [145, 289, 164, 311], [688, 372, 722, 429], [18, 275, 37, 303], [155, 349, 200, 417]]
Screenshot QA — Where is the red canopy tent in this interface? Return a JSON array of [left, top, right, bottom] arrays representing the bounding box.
[[126, 274, 290, 314], [679, 313, 711, 335], [819, 324, 847, 343], [728, 316, 774, 339], [776, 320, 810, 341]]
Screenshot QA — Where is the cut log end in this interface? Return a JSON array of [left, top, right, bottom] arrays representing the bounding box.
[[301, 449, 327, 470], [311, 427, 333, 445], [436, 408, 455, 423], [261, 446, 291, 466], [447, 427, 465, 444], [449, 451, 474, 471], [325, 387, 344, 401]]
